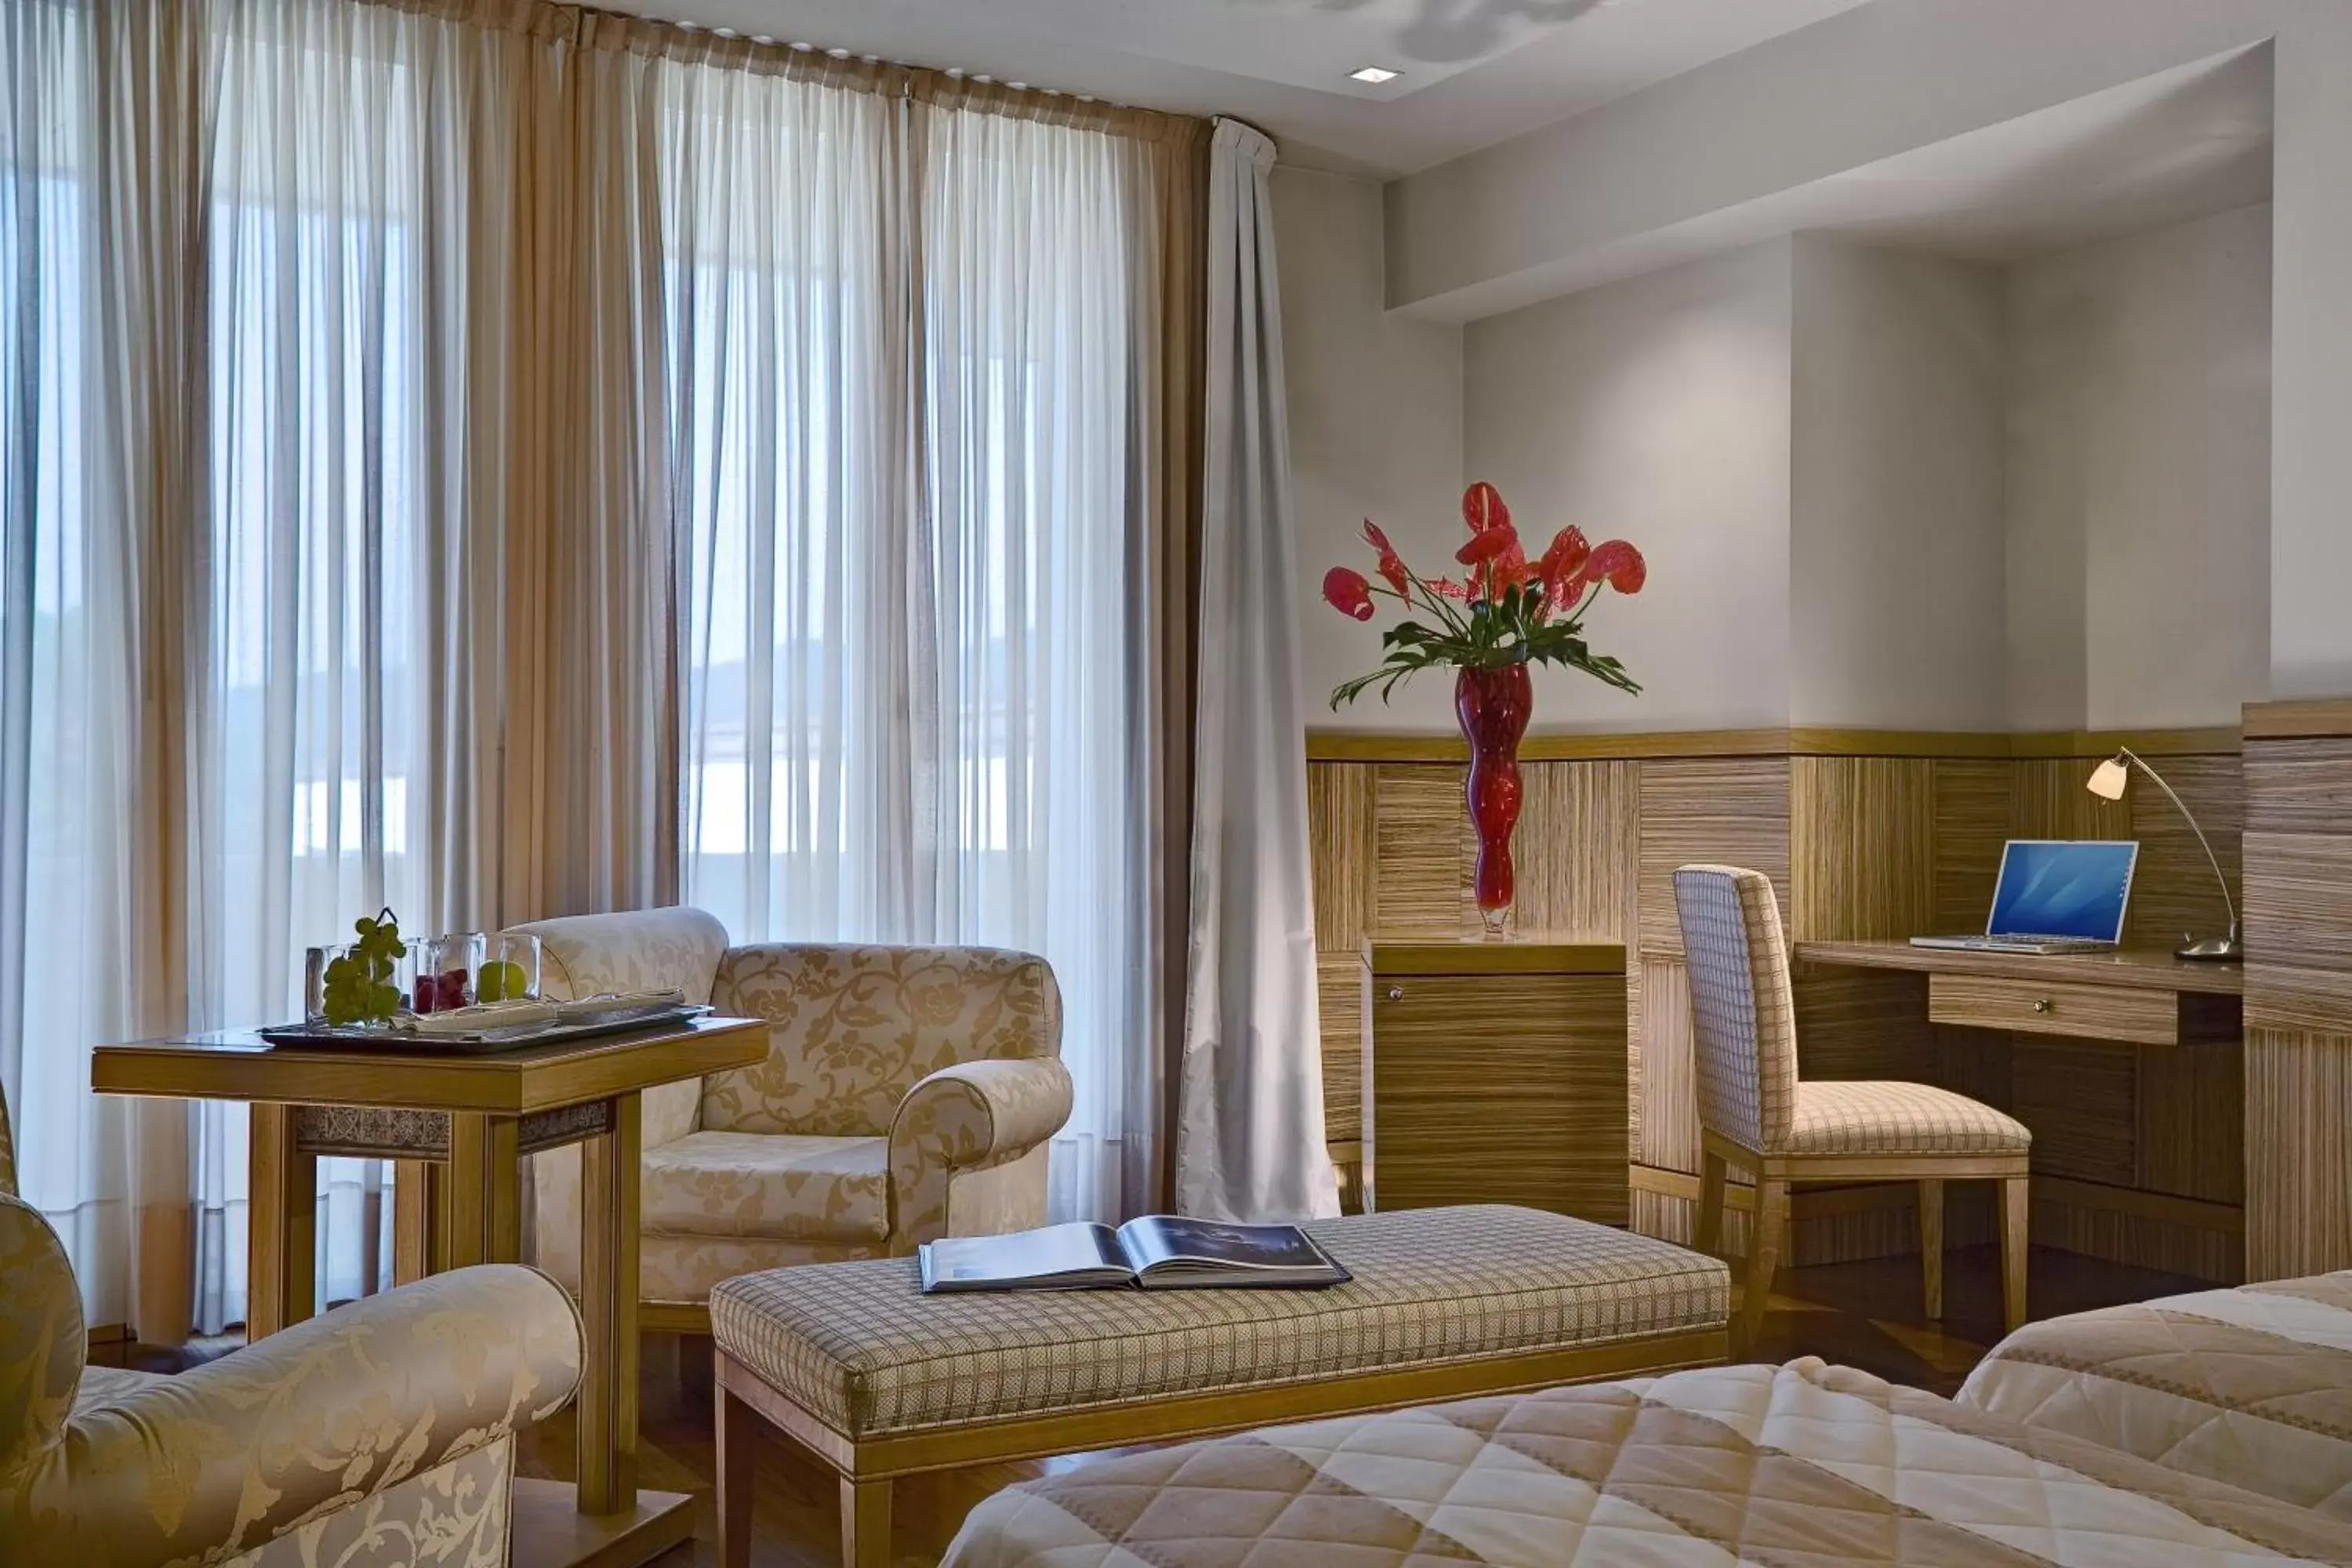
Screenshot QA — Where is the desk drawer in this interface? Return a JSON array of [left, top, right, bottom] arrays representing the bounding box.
[[1929, 973, 2178, 1045]]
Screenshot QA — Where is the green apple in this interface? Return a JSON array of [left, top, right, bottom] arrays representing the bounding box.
[[478, 960, 530, 1004]]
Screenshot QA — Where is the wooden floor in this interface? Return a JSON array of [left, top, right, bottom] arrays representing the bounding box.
[[129, 1242, 2212, 1566], [502, 1243, 2212, 1566]]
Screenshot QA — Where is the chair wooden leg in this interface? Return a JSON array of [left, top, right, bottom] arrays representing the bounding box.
[[717, 1379, 756, 1568], [1998, 1174, 2031, 1334], [1916, 1178, 1944, 1319], [840, 1475, 892, 1568], [1738, 1176, 1789, 1355], [1695, 1149, 1728, 1259]]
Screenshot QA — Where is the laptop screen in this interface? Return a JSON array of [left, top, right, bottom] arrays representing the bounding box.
[[1987, 840, 2139, 942]]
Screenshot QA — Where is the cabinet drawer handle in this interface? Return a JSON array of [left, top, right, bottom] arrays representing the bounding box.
[[1386, 985, 1404, 1003], [2032, 998, 2053, 1014]]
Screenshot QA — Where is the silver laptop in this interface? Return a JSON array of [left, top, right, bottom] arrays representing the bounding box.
[[1911, 840, 2139, 955]]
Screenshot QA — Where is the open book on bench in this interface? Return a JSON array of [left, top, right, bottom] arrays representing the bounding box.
[[919, 1216, 1352, 1293]]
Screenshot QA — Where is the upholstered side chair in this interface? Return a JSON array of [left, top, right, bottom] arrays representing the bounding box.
[[0, 1080, 584, 1566], [1671, 864, 2033, 1350], [509, 907, 1073, 1331]]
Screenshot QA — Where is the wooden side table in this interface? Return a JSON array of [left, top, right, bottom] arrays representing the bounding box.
[[1361, 934, 1629, 1224], [93, 1015, 768, 1568]]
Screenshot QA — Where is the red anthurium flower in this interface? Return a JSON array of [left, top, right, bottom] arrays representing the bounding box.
[[1455, 526, 1519, 568], [1323, 566, 1377, 620], [1462, 481, 1512, 536], [1362, 519, 1409, 593], [1589, 539, 1647, 594], [1428, 576, 1472, 600], [1538, 525, 1591, 585], [1490, 536, 1531, 590]]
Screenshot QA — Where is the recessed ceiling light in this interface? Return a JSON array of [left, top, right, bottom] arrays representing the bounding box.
[[1348, 66, 1401, 85]]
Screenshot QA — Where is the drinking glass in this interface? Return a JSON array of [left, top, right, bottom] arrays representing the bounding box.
[[303, 944, 348, 1024], [481, 931, 543, 1004], [414, 931, 487, 1014]]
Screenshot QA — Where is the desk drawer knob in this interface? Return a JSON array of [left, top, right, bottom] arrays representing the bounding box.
[[1386, 985, 1405, 1003], [2032, 998, 2053, 1014]]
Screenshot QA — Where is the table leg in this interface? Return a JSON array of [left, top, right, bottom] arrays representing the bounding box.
[[248, 1104, 316, 1341], [392, 1159, 448, 1285], [579, 1091, 642, 1515], [446, 1112, 521, 1267]]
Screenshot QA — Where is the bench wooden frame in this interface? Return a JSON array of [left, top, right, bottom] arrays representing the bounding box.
[[716, 1325, 1730, 1566]]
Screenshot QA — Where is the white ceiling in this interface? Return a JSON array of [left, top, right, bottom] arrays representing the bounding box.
[[590, 0, 1877, 175]]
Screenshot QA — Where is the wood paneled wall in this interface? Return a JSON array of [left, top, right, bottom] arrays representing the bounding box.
[[2243, 702, 2352, 1279], [1308, 728, 2247, 1276]]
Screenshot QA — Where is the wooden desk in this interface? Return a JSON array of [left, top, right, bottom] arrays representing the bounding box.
[[93, 1014, 768, 1568], [1361, 933, 1628, 1223], [1795, 941, 2245, 1280]]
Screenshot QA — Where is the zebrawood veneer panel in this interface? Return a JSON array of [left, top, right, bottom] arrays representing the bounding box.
[[1790, 758, 1935, 942], [1792, 967, 1934, 1082], [1373, 765, 1475, 933], [1928, 975, 2181, 1046], [1317, 954, 1363, 1142], [2010, 759, 2132, 844], [1363, 967, 1628, 1223], [2136, 1036, 2243, 1206], [1639, 758, 1791, 959], [2012, 1041, 2137, 1187], [1307, 764, 1376, 953], [2246, 1025, 2352, 1279], [2245, 831, 2352, 973], [2126, 754, 2242, 950], [1933, 760, 2013, 935], [1512, 760, 1640, 942], [1637, 959, 1698, 1176], [2245, 739, 2352, 836]]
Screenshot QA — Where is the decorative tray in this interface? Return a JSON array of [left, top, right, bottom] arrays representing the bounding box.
[[257, 1000, 712, 1056]]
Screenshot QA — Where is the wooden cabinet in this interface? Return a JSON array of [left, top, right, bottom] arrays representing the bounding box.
[[1360, 935, 1629, 1225]]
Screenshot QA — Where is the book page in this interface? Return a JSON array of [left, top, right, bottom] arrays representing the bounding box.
[[1117, 1216, 1334, 1273], [921, 1221, 1127, 1289]]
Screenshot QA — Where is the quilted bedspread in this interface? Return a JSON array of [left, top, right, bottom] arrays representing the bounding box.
[[945, 1356, 2352, 1566], [1959, 1271, 2352, 1519]]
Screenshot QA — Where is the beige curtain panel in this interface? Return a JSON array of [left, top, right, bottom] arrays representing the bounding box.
[[0, 0, 1207, 1336]]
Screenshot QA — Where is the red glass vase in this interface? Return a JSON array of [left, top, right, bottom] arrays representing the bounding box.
[[1456, 662, 1533, 937]]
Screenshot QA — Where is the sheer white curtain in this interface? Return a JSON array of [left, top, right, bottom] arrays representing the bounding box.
[[675, 67, 1161, 1222], [2, 0, 519, 1334], [0, 0, 163, 1328]]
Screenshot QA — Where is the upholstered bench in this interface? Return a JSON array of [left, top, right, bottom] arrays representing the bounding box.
[[709, 1203, 1730, 1566]]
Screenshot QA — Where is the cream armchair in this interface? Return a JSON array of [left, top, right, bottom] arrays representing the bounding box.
[[508, 907, 1073, 1328], [0, 1188, 582, 1566]]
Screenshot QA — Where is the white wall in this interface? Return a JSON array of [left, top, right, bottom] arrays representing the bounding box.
[[1791, 239, 2007, 730], [1463, 242, 1795, 731], [2005, 203, 2273, 730], [1272, 166, 1466, 731], [1381, 0, 2352, 699]]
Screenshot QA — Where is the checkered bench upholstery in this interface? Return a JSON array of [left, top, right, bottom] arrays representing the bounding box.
[[711, 1204, 1728, 1439]]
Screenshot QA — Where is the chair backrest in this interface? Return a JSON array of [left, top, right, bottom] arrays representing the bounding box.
[[503, 906, 731, 1145], [0, 1192, 83, 1485], [505, 906, 730, 1006], [1672, 865, 1799, 1155], [704, 944, 1062, 1138]]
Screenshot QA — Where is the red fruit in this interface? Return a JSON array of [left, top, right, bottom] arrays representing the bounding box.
[[1323, 566, 1377, 621]]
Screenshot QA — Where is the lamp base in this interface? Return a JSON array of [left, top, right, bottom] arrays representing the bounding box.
[[2175, 935, 2245, 961]]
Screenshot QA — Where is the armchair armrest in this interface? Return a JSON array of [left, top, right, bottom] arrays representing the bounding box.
[[5, 1264, 582, 1564], [888, 1056, 1073, 1242]]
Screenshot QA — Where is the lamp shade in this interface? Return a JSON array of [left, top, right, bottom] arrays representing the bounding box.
[[2086, 756, 2130, 801]]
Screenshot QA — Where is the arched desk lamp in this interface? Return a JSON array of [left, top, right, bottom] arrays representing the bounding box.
[[2085, 750, 2242, 960]]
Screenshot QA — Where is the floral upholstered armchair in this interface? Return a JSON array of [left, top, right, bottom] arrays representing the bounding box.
[[508, 907, 1073, 1325], [0, 1091, 583, 1566]]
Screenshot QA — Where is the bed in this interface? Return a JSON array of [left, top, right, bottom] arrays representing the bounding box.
[[943, 1355, 2352, 1566], [1958, 1270, 2352, 1519]]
